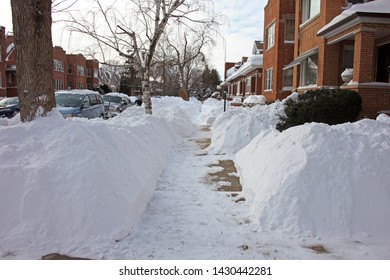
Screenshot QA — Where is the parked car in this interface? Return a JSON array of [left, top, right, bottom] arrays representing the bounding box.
[[0, 97, 20, 118], [242, 95, 266, 107], [103, 92, 132, 118], [55, 90, 105, 119]]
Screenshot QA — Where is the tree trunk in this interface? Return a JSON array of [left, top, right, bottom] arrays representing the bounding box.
[[142, 68, 152, 115], [11, 0, 56, 122]]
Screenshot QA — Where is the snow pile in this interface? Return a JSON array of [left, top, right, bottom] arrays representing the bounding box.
[[208, 100, 285, 155], [0, 97, 197, 257], [235, 119, 390, 239]]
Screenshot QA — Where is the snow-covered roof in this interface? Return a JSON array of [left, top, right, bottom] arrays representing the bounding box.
[[224, 54, 263, 83], [318, 0, 390, 36]]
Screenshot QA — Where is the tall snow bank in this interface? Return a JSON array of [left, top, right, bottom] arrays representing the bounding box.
[[0, 97, 196, 257], [208, 100, 285, 155], [235, 120, 390, 239]]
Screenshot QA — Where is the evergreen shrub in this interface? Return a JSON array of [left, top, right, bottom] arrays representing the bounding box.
[[276, 88, 362, 131]]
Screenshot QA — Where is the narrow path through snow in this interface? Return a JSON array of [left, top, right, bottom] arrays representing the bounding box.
[[101, 125, 353, 260], [103, 125, 268, 259]]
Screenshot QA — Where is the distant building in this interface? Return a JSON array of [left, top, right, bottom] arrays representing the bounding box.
[[222, 41, 263, 98], [0, 26, 6, 97]]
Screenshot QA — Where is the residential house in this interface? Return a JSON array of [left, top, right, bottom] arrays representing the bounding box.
[[5, 32, 17, 97], [223, 41, 263, 98], [86, 59, 100, 90], [0, 26, 6, 97], [66, 54, 87, 90], [262, 0, 296, 102], [53, 46, 67, 91], [274, 0, 390, 118]]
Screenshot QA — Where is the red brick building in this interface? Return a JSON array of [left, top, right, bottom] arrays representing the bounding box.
[[53, 46, 67, 91], [262, 0, 295, 102], [86, 59, 100, 90], [66, 54, 87, 90], [265, 0, 390, 118], [0, 26, 6, 97], [223, 41, 263, 98], [1, 32, 101, 97], [4, 32, 17, 97]]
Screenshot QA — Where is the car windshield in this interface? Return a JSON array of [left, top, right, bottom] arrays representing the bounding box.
[[0, 98, 19, 106], [56, 94, 82, 107], [103, 95, 122, 104]]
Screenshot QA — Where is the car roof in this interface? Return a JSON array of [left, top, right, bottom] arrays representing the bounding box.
[[106, 92, 130, 99], [55, 90, 101, 96]]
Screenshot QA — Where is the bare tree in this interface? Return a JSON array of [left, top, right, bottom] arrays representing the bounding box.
[[11, 0, 56, 122], [163, 25, 213, 100], [66, 0, 220, 114]]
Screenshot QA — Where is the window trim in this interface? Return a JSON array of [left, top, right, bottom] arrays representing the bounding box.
[[266, 21, 276, 50], [301, 0, 321, 24], [265, 68, 273, 91]]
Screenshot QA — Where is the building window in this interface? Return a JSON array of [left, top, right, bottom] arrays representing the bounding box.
[[54, 79, 64, 91], [94, 69, 99, 79], [285, 18, 295, 42], [87, 68, 92, 77], [8, 74, 12, 84], [67, 82, 72, 89], [77, 65, 85, 76], [343, 45, 354, 69], [245, 77, 251, 93], [266, 22, 275, 50], [302, 0, 320, 23], [283, 68, 293, 90], [77, 82, 83, 89], [68, 65, 72, 74], [265, 68, 273, 90], [53, 59, 64, 72], [300, 53, 318, 86]]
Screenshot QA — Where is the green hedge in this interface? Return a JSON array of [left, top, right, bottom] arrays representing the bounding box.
[[276, 89, 362, 132]]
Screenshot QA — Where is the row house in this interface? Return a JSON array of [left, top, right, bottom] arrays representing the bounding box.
[[263, 0, 295, 102], [0, 27, 101, 97], [0, 26, 6, 97], [264, 0, 390, 118], [222, 41, 264, 98]]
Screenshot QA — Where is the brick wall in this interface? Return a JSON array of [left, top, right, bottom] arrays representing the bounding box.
[[53, 46, 67, 91], [66, 54, 87, 89], [86, 59, 99, 89], [262, 0, 295, 102], [0, 26, 5, 97], [342, 84, 390, 119], [354, 31, 376, 83]]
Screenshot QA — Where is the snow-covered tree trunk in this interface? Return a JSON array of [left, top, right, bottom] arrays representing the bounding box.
[[11, 0, 56, 122]]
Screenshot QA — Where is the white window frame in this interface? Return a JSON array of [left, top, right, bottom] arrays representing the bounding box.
[[53, 59, 64, 72], [266, 22, 276, 50], [77, 65, 85, 76], [245, 77, 251, 94], [300, 53, 318, 87], [302, 0, 321, 23], [265, 68, 273, 91], [94, 69, 99, 79]]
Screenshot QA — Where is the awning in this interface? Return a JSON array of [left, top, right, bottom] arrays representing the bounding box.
[[283, 48, 318, 70]]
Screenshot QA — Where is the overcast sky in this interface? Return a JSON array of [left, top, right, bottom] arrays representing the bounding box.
[[0, 0, 267, 78]]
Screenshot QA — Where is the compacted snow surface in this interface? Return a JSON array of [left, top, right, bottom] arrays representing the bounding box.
[[1, 96, 390, 260]]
